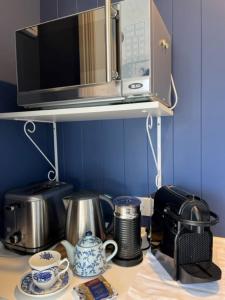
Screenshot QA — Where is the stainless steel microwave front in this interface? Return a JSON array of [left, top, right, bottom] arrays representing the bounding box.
[[16, 0, 171, 108]]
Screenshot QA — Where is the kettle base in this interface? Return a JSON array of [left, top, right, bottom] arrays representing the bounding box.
[[112, 253, 143, 267]]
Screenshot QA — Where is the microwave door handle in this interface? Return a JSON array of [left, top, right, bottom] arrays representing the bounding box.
[[105, 0, 112, 82]]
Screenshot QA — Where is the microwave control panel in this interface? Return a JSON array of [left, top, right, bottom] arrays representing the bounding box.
[[121, 0, 150, 81], [120, 0, 171, 106]]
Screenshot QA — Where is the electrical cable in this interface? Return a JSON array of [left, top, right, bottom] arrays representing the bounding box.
[[170, 74, 178, 110], [146, 113, 160, 189], [146, 74, 178, 189]]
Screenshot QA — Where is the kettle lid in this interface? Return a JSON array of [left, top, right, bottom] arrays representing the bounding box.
[[77, 231, 101, 248], [63, 190, 98, 201]]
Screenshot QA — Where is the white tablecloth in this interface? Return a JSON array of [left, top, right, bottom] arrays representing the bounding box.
[[126, 237, 225, 300], [0, 237, 224, 299]]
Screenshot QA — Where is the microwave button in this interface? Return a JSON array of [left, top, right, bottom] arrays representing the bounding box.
[[129, 83, 143, 89]]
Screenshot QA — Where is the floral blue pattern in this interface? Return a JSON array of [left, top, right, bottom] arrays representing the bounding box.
[[20, 271, 70, 296], [32, 266, 58, 283], [74, 233, 112, 277], [74, 241, 105, 277], [39, 251, 54, 260], [33, 271, 52, 283]]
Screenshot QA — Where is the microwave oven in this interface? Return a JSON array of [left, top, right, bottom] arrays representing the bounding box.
[[16, 0, 171, 109]]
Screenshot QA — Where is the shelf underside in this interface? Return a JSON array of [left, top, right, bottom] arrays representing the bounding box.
[[0, 102, 173, 123]]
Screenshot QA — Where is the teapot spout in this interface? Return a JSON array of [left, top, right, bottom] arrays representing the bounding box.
[[61, 240, 75, 266]]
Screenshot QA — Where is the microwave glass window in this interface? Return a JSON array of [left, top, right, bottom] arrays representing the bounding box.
[[16, 8, 107, 92]]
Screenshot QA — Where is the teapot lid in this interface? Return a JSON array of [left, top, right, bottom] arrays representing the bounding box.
[[77, 231, 101, 248]]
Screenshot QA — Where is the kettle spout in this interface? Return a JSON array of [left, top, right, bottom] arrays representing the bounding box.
[[61, 240, 75, 266]]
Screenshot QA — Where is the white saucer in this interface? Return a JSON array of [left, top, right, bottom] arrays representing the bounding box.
[[18, 269, 72, 298]]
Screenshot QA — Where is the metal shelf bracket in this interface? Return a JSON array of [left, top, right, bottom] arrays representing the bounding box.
[[146, 115, 162, 189], [24, 121, 59, 181], [156, 117, 162, 188]]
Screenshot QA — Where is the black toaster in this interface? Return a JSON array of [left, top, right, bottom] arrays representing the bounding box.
[[3, 181, 73, 254], [151, 185, 221, 283]]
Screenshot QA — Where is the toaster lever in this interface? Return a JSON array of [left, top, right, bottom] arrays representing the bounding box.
[[5, 203, 21, 211], [9, 231, 21, 244]]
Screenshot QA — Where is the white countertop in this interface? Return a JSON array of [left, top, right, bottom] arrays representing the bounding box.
[[0, 237, 225, 300]]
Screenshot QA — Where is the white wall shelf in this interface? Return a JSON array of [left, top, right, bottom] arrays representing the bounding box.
[[0, 102, 172, 123], [0, 101, 173, 187]]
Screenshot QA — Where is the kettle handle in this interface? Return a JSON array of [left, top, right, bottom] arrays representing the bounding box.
[[99, 194, 114, 234]]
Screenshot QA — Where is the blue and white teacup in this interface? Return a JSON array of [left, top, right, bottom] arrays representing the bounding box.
[[29, 250, 69, 290]]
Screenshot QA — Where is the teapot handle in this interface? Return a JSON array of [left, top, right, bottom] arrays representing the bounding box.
[[99, 194, 114, 234], [103, 240, 118, 263]]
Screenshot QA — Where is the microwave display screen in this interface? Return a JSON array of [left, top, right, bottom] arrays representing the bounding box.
[[16, 8, 107, 92]]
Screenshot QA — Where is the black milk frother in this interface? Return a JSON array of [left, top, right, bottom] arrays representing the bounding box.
[[112, 196, 143, 267]]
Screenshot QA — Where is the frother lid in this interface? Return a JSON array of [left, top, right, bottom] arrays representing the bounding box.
[[113, 196, 141, 207], [113, 197, 141, 219]]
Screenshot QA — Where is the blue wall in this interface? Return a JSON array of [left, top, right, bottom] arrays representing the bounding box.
[[0, 1, 51, 237], [0, 0, 40, 84], [40, 0, 225, 237], [0, 82, 53, 192], [0, 82, 54, 236]]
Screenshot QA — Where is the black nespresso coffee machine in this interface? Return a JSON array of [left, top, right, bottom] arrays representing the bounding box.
[[151, 185, 221, 283]]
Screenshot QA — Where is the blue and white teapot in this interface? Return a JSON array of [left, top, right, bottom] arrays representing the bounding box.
[[73, 231, 118, 277]]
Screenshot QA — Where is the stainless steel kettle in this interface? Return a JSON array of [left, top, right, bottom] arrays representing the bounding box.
[[63, 191, 114, 245]]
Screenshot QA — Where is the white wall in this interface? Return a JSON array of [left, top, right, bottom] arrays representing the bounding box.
[[0, 0, 40, 84]]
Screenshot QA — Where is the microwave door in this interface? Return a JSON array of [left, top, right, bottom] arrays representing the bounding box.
[[78, 1, 119, 85], [78, 8, 107, 85], [38, 8, 109, 89], [16, 6, 116, 90], [16, 2, 123, 108]]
